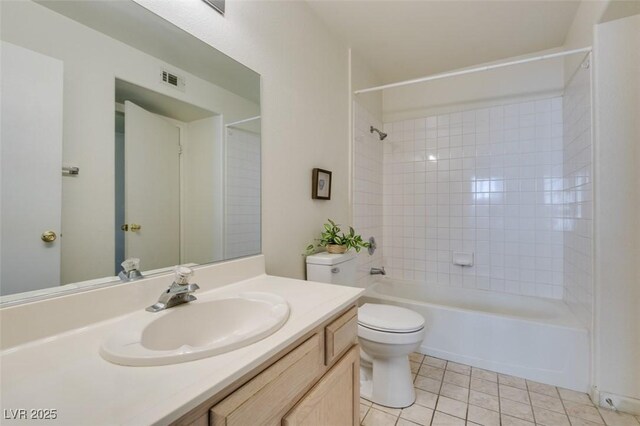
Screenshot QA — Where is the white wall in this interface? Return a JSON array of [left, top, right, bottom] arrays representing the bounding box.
[[562, 1, 609, 83], [383, 50, 565, 123], [1, 1, 259, 284], [562, 56, 593, 330], [135, 0, 351, 280], [183, 116, 225, 264], [592, 13, 640, 413], [382, 98, 565, 298]]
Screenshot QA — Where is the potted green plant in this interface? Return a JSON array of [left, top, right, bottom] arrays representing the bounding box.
[[305, 219, 370, 255]]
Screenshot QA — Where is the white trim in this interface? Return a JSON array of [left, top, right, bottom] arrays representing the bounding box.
[[354, 47, 592, 94], [225, 115, 261, 128]]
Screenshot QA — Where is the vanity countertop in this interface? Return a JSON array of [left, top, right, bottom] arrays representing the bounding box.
[[0, 275, 363, 425]]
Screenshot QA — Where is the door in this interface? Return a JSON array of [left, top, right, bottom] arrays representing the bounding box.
[[0, 41, 63, 296], [123, 101, 180, 271], [283, 345, 360, 426]]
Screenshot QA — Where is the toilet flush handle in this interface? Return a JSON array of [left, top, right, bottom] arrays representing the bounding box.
[[331, 267, 340, 273]]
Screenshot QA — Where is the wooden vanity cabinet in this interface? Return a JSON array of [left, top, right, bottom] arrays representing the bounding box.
[[173, 304, 359, 426]]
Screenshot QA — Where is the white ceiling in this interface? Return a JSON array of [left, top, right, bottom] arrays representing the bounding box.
[[306, 0, 581, 85]]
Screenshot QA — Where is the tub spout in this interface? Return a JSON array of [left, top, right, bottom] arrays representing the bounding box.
[[370, 267, 386, 276]]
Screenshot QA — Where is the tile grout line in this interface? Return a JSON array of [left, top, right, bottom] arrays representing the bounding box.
[[526, 380, 539, 426], [429, 359, 447, 426], [497, 374, 503, 426]]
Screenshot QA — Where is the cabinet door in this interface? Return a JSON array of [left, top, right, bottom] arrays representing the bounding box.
[[283, 345, 359, 426], [210, 334, 322, 426]]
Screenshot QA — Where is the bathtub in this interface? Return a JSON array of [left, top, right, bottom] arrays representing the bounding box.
[[361, 279, 589, 392]]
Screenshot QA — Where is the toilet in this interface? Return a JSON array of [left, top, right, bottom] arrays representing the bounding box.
[[306, 251, 425, 408]]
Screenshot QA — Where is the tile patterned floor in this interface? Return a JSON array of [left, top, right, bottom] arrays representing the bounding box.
[[360, 353, 640, 426]]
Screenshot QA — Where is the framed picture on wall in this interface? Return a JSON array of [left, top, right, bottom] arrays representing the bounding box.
[[312, 168, 332, 200]]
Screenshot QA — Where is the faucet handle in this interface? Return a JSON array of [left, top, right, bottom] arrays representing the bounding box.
[[174, 265, 194, 285]]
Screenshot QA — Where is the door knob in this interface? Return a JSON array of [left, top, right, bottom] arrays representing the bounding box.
[[41, 230, 57, 243], [130, 224, 142, 232]]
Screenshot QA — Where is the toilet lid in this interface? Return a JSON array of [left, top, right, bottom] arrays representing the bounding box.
[[358, 303, 425, 333]]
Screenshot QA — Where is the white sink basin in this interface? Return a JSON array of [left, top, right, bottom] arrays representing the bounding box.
[[100, 291, 289, 366]]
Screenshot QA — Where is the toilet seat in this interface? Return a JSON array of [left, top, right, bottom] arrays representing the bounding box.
[[358, 303, 425, 333], [358, 323, 425, 345], [357, 303, 425, 345]]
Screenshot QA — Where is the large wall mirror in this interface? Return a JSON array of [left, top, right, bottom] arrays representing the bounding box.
[[0, 1, 261, 304]]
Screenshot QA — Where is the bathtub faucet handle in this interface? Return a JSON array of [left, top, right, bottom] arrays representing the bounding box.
[[370, 267, 386, 276]]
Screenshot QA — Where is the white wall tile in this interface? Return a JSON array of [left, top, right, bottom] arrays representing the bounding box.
[[563, 60, 593, 329], [225, 128, 261, 259], [382, 97, 565, 299], [352, 101, 384, 287]]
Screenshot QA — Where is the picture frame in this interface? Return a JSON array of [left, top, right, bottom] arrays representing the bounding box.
[[312, 168, 332, 200]]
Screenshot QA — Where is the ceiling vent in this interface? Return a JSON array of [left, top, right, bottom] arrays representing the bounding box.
[[160, 69, 185, 92]]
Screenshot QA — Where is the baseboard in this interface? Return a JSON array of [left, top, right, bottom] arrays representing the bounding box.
[[593, 387, 640, 416]]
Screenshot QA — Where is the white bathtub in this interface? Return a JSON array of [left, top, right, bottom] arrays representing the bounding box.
[[362, 279, 590, 392]]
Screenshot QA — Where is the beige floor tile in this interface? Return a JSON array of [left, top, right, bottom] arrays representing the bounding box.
[[414, 375, 442, 393], [418, 365, 445, 380], [424, 355, 447, 369], [409, 352, 425, 363], [361, 397, 373, 407], [501, 414, 535, 426], [414, 388, 438, 409], [471, 368, 498, 383], [563, 400, 604, 424], [529, 390, 565, 413], [436, 395, 468, 419], [396, 418, 421, 426], [400, 404, 434, 426], [597, 407, 640, 426], [431, 411, 465, 426], [361, 407, 398, 426], [570, 416, 607, 426], [533, 406, 571, 426], [444, 370, 471, 388], [410, 361, 420, 374], [558, 388, 594, 405], [446, 361, 471, 375], [467, 404, 500, 426], [360, 404, 370, 422], [498, 373, 527, 390], [499, 384, 530, 404], [500, 398, 534, 422], [526, 380, 558, 397], [469, 390, 500, 412], [440, 382, 469, 403], [371, 403, 401, 416], [470, 378, 499, 396]]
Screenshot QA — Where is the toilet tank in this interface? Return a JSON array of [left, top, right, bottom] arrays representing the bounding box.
[[306, 251, 357, 287]]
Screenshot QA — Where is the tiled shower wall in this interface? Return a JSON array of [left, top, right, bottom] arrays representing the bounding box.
[[563, 58, 593, 328], [381, 98, 565, 299], [353, 101, 384, 287], [225, 128, 261, 259]]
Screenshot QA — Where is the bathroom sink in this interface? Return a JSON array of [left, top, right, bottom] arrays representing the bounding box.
[[100, 292, 289, 366]]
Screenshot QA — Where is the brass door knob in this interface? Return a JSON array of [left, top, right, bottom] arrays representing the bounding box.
[[41, 231, 57, 243], [130, 224, 142, 232]]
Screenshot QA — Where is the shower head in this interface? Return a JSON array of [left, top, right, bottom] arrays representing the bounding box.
[[370, 126, 388, 141]]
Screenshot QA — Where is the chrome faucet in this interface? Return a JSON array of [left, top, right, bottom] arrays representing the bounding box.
[[146, 266, 200, 312], [370, 267, 386, 276]]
